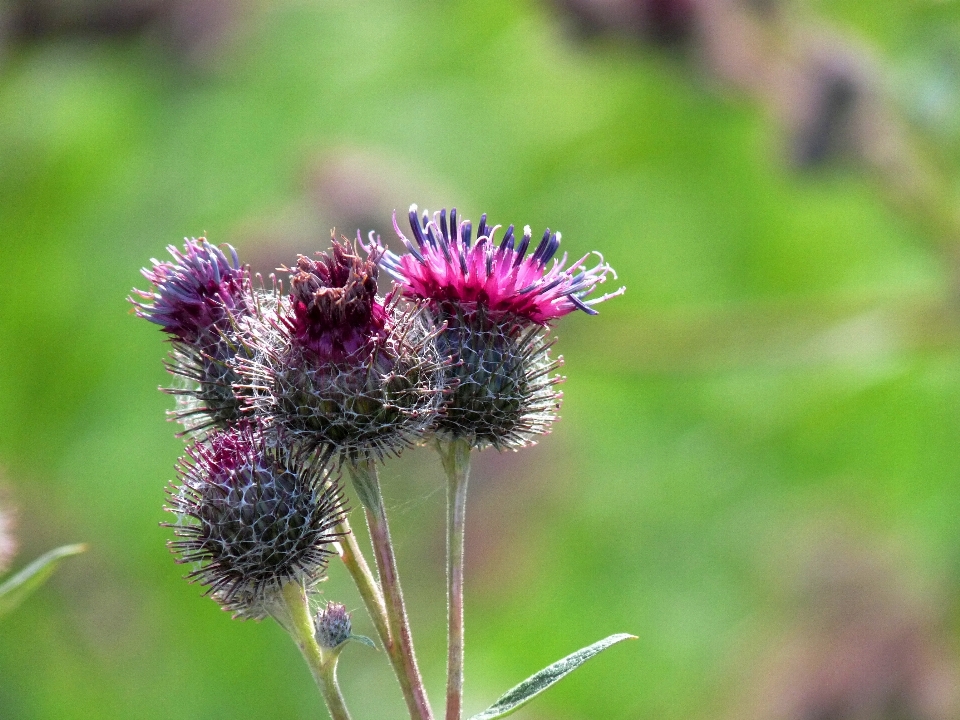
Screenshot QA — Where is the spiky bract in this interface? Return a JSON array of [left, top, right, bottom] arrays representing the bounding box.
[[235, 242, 446, 463], [132, 238, 254, 435], [163, 337, 252, 434], [315, 601, 352, 649], [165, 424, 345, 619], [433, 307, 564, 449], [373, 205, 624, 324]]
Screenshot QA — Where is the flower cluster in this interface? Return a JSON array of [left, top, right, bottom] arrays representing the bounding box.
[[133, 239, 250, 344], [379, 205, 623, 323], [135, 207, 621, 616]]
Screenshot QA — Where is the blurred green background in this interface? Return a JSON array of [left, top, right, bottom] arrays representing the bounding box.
[[2, 0, 960, 718]]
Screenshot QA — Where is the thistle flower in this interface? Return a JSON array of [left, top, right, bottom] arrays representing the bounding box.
[[235, 237, 445, 462], [132, 237, 250, 343], [131, 238, 253, 433], [165, 423, 345, 619], [285, 242, 388, 360], [376, 205, 623, 324], [365, 206, 623, 448], [315, 601, 352, 649]]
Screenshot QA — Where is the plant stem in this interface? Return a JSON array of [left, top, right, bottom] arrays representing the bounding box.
[[348, 459, 434, 720], [335, 515, 391, 652], [276, 581, 352, 720], [437, 438, 472, 720]]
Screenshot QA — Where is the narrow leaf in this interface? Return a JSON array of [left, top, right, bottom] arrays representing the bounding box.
[[468, 633, 636, 720], [0, 544, 88, 617], [348, 633, 377, 649]]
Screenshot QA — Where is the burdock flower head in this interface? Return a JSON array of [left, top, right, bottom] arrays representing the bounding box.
[[236, 236, 445, 463], [132, 238, 253, 433], [165, 423, 345, 619], [368, 205, 624, 448]]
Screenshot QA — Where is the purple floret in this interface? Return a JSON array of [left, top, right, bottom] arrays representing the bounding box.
[[132, 238, 250, 344]]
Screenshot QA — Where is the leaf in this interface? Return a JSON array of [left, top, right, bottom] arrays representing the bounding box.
[[348, 633, 377, 649], [0, 544, 87, 617], [468, 633, 636, 720]]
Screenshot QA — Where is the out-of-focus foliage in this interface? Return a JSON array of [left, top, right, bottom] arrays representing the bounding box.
[[1, 1, 959, 719], [0, 544, 87, 618]]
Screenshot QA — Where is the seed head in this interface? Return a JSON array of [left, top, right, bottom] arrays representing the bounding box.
[[235, 239, 446, 463], [315, 601, 352, 649], [372, 205, 623, 325], [165, 423, 346, 619]]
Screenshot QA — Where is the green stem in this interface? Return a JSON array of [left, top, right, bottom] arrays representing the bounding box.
[[437, 438, 472, 720], [348, 459, 434, 720], [335, 515, 391, 652], [276, 581, 352, 720]]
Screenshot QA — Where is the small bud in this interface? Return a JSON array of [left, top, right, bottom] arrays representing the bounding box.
[[315, 601, 352, 649], [165, 423, 346, 619]]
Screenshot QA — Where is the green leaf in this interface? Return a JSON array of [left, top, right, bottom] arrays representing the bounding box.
[[348, 633, 377, 649], [468, 633, 636, 720], [0, 543, 87, 617]]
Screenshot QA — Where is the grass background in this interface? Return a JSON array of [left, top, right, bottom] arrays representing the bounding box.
[[1, 0, 959, 718]]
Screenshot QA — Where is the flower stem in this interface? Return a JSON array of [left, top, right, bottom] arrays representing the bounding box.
[[437, 438, 472, 720], [348, 459, 434, 720], [276, 581, 352, 720], [335, 515, 391, 653]]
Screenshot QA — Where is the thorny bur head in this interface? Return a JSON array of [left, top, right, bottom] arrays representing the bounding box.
[[315, 601, 352, 649], [132, 238, 253, 434], [165, 424, 345, 619], [366, 205, 624, 449], [433, 309, 563, 448], [234, 239, 446, 463]]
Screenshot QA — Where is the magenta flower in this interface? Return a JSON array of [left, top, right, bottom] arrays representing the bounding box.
[[132, 238, 254, 433], [132, 238, 250, 345], [372, 205, 623, 324], [284, 240, 388, 361]]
